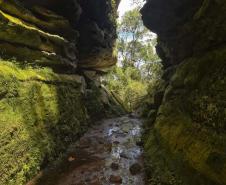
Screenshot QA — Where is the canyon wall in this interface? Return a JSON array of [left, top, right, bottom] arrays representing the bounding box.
[[0, 0, 123, 184], [141, 0, 226, 184], [1, 0, 225, 184]]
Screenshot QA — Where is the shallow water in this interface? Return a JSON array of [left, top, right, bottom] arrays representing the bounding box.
[[28, 115, 145, 185]]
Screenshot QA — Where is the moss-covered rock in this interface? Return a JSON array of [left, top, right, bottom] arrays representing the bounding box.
[[0, 61, 89, 185], [0, 0, 76, 39], [0, 1, 121, 184], [0, 2, 77, 70], [144, 47, 226, 185], [141, 0, 226, 184]]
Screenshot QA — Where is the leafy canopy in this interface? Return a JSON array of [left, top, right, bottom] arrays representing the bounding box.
[[105, 3, 162, 111]]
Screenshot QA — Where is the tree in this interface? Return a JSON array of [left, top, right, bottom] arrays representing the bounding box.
[[117, 8, 150, 68], [105, 3, 162, 111], [117, 8, 162, 79]]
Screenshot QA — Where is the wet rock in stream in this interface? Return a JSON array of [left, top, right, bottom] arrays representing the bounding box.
[[28, 116, 145, 185], [136, 140, 144, 147], [111, 162, 119, 170], [130, 163, 142, 175], [120, 152, 131, 159], [109, 175, 123, 183]]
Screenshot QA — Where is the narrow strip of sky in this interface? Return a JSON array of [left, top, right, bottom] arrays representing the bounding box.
[[118, 0, 136, 20]]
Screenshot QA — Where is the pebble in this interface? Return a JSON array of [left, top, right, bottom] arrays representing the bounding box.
[[109, 175, 122, 183], [129, 163, 142, 175], [120, 152, 130, 159], [68, 156, 76, 162], [111, 162, 119, 170], [136, 140, 144, 146], [113, 141, 120, 144]]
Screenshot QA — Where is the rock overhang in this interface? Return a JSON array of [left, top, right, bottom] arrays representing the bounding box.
[[0, 0, 117, 72]]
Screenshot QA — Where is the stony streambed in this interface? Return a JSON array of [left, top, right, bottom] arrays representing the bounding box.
[[28, 115, 145, 185]]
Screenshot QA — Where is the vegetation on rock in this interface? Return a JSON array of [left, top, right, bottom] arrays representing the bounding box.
[[0, 61, 88, 185], [1, 0, 225, 185], [141, 0, 226, 184], [0, 1, 122, 184]]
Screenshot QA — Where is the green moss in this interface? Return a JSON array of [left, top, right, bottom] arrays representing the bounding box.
[[0, 0, 75, 39], [0, 61, 88, 185], [144, 46, 226, 185], [193, 0, 210, 20]]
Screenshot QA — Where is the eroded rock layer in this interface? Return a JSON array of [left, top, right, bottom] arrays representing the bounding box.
[[0, 0, 117, 71], [141, 0, 226, 185]]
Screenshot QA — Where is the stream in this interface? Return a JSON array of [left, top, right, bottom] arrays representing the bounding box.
[[28, 115, 145, 185]]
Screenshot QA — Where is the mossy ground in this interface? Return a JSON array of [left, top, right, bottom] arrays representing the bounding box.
[[0, 60, 88, 185]]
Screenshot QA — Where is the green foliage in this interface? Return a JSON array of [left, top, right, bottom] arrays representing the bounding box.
[[117, 8, 162, 73], [117, 8, 149, 68], [104, 66, 147, 111], [105, 5, 162, 111]]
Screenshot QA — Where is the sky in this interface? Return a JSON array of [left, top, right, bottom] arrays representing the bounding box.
[[118, 0, 136, 20], [117, 0, 156, 40], [117, 0, 157, 66]]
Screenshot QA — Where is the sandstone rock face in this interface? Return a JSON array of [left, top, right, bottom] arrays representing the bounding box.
[[0, 1, 121, 184], [142, 0, 226, 68], [0, 0, 78, 69], [141, 0, 226, 185], [0, 0, 117, 71]]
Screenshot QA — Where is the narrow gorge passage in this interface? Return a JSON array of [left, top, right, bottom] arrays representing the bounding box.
[[2, 0, 225, 184], [29, 115, 145, 185]]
